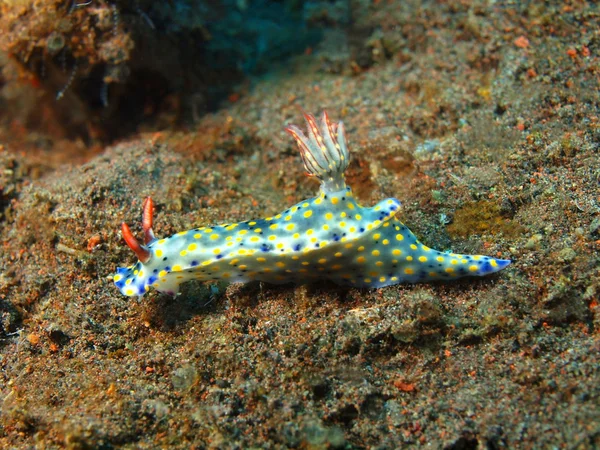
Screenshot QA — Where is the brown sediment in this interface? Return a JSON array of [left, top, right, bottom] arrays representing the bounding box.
[[0, 1, 599, 449]]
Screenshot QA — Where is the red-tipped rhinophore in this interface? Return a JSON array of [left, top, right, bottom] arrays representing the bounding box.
[[121, 222, 151, 263], [142, 197, 156, 244]]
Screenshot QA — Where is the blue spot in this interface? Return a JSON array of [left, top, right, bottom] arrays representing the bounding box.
[[191, 260, 199, 266], [148, 276, 157, 284], [216, 254, 223, 259], [294, 244, 302, 251]]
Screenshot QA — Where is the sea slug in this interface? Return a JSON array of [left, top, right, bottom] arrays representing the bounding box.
[[114, 111, 510, 297]]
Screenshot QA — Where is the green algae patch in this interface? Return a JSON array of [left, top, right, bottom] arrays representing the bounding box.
[[447, 200, 524, 238]]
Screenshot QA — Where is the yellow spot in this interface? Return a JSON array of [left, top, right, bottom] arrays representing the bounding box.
[[349, 227, 356, 233], [437, 256, 445, 262], [286, 223, 295, 231], [159, 270, 167, 277], [461, 259, 467, 264], [301, 261, 309, 266], [491, 259, 498, 267], [375, 261, 383, 267], [382, 239, 389, 245], [193, 233, 202, 239], [225, 224, 237, 231], [396, 234, 404, 241], [276, 262, 286, 268], [374, 205, 381, 211], [372, 250, 380, 256], [429, 272, 437, 277], [331, 197, 339, 205], [254, 228, 262, 233], [339, 221, 346, 227], [340, 211, 347, 218], [306, 229, 314, 235], [345, 243, 354, 249], [213, 248, 221, 254], [469, 265, 478, 272], [177, 231, 188, 236], [201, 260, 212, 266], [392, 249, 402, 256], [293, 233, 300, 239], [275, 214, 282, 219], [311, 237, 317, 243], [373, 220, 381, 226], [239, 265, 248, 270], [257, 257, 266, 263], [188, 243, 198, 251], [114, 274, 123, 282], [445, 267, 455, 273], [248, 221, 256, 226], [325, 212, 333, 220], [410, 244, 418, 250], [155, 249, 163, 257], [222, 273, 231, 278], [203, 228, 213, 233], [357, 256, 366, 264], [238, 249, 247, 255], [404, 268, 414, 275], [355, 214, 362, 220], [422, 245, 430, 251], [126, 288, 134, 296], [318, 258, 327, 264], [302, 202, 309, 207], [332, 264, 342, 270], [158, 239, 166, 244], [172, 265, 182, 272], [269, 224, 278, 230], [250, 236, 259, 242], [134, 270, 139, 275], [451, 259, 458, 265], [406, 256, 413, 261], [391, 276, 398, 282], [315, 198, 322, 205], [276, 243, 284, 249], [364, 278, 372, 283], [418, 256, 427, 262], [379, 277, 386, 283], [180, 250, 188, 257], [285, 215, 292, 221], [268, 235, 277, 241], [373, 233, 381, 240], [322, 224, 330, 231], [230, 259, 239, 265], [358, 246, 365, 252], [348, 203, 355, 210], [334, 252, 343, 258], [239, 230, 248, 235], [210, 234, 219, 240]]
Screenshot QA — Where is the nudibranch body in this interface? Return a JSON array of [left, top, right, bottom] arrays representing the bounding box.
[[114, 112, 510, 297]]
